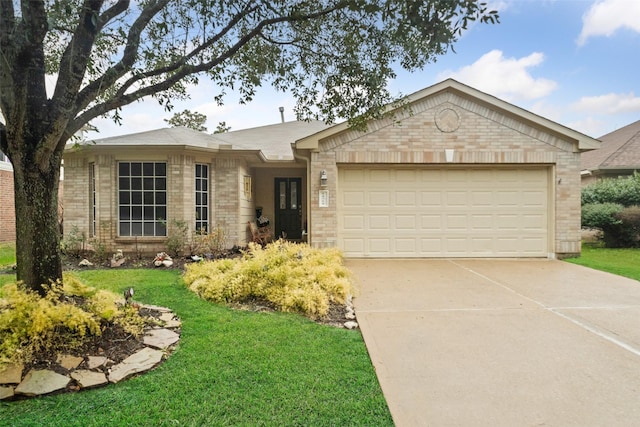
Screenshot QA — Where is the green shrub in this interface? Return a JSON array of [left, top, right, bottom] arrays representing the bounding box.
[[183, 241, 355, 319], [61, 225, 86, 257], [0, 273, 144, 366], [582, 172, 640, 206], [581, 203, 623, 229], [166, 219, 189, 257], [581, 203, 640, 248]]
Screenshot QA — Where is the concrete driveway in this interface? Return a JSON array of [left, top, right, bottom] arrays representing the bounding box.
[[347, 259, 640, 427]]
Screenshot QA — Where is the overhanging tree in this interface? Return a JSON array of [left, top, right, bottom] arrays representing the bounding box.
[[165, 109, 208, 132], [0, 0, 498, 295]]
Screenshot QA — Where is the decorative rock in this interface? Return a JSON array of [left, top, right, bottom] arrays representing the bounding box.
[[143, 328, 180, 349], [0, 386, 14, 400], [159, 312, 182, 328], [15, 370, 70, 396], [153, 252, 173, 267], [86, 356, 108, 370], [108, 347, 164, 383], [78, 258, 94, 267], [344, 321, 359, 330], [345, 311, 357, 320], [70, 370, 108, 388], [111, 257, 126, 268], [141, 304, 173, 313], [0, 362, 24, 384], [57, 354, 84, 370]]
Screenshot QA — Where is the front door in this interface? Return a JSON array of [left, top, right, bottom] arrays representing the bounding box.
[[274, 177, 302, 239]]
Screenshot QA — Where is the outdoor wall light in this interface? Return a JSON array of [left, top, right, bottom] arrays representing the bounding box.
[[320, 170, 328, 187]]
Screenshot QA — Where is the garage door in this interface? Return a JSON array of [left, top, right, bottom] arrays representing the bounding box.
[[338, 166, 550, 257]]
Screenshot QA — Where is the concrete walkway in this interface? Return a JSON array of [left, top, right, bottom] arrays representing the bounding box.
[[347, 259, 640, 427]]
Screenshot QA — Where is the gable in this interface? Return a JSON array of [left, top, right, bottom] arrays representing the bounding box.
[[317, 91, 578, 158], [296, 79, 600, 154], [581, 119, 640, 172]]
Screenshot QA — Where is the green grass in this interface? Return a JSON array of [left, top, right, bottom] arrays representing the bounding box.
[[0, 269, 392, 426], [0, 242, 15, 268], [565, 244, 640, 281]]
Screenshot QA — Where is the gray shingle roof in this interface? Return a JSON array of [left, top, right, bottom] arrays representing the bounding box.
[[79, 121, 333, 161], [212, 120, 333, 160], [88, 127, 222, 149], [581, 120, 640, 171]]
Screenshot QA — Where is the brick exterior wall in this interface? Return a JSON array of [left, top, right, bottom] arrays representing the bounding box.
[[0, 168, 16, 242], [63, 149, 252, 255], [307, 91, 583, 258]]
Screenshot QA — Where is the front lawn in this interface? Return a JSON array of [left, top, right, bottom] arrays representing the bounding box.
[[565, 244, 640, 281], [0, 269, 392, 426], [0, 242, 15, 268]]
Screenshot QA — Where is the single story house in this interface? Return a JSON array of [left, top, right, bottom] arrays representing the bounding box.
[[63, 79, 600, 258], [581, 119, 640, 185]]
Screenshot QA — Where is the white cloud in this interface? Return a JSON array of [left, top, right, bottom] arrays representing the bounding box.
[[577, 0, 640, 46], [566, 117, 607, 138], [437, 50, 557, 101], [572, 92, 640, 115]]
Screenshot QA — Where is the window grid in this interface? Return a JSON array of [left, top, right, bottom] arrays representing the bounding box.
[[118, 162, 167, 237], [195, 164, 209, 233]]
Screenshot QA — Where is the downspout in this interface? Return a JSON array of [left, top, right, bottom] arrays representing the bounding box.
[[293, 146, 311, 246]]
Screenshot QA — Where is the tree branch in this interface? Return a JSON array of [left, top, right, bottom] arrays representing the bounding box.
[[72, 0, 170, 117]]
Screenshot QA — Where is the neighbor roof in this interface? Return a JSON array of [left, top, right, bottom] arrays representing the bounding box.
[[581, 120, 640, 172]]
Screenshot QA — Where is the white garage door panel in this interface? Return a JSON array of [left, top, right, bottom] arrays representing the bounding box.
[[338, 167, 549, 258]]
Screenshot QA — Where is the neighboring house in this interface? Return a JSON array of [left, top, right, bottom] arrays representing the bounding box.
[[581, 119, 640, 185], [63, 79, 600, 259], [0, 151, 15, 243]]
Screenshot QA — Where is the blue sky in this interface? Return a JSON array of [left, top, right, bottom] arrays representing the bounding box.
[[90, 0, 640, 139]]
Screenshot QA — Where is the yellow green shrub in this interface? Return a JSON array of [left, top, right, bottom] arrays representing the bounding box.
[[183, 241, 356, 318], [0, 273, 145, 365]]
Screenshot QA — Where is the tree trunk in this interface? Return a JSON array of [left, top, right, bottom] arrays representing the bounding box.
[[13, 156, 63, 296]]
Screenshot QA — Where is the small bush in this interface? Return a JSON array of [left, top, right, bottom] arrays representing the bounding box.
[[581, 203, 640, 248], [0, 273, 144, 366], [581, 203, 623, 229], [582, 172, 640, 206], [183, 241, 355, 319], [193, 225, 227, 255], [61, 225, 86, 257], [166, 219, 189, 257]]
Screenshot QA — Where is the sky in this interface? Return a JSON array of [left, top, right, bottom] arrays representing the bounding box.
[[88, 0, 640, 140]]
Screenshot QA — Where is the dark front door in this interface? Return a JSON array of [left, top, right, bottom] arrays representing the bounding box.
[[274, 177, 302, 239]]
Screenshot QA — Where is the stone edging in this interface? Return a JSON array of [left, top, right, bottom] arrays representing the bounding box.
[[0, 304, 181, 401]]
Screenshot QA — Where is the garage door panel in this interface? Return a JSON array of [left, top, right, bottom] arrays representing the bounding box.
[[395, 215, 416, 230], [370, 215, 390, 229], [338, 167, 549, 257], [396, 191, 416, 206], [470, 214, 493, 229], [369, 192, 390, 206], [447, 192, 468, 206], [421, 214, 442, 230], [369, 239, 391, 254], [396, 239, 417, 253], [421, 192, 442, 206], [342, 191, 364, 207], [343, 238, 365, 254], [343, 215, 365, 230]]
